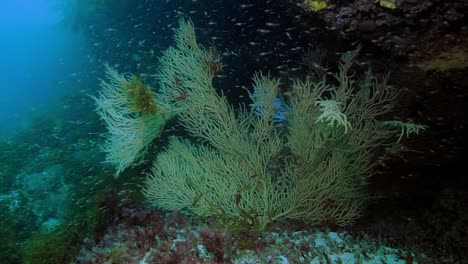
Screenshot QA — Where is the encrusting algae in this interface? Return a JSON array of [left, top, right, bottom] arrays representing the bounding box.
[[120, 75, 158, 115]]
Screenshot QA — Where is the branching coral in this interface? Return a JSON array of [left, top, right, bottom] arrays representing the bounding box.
[[314, 100, 352, 133], [382, 120, 427, 143], [92, 65, 170, 177]]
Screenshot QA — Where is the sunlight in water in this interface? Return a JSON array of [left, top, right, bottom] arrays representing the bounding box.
[[1, 0, 62, 25], [0, 0, 81, 138]]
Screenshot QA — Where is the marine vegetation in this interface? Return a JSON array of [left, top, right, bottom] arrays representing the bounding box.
[[137, 19, 426, 232], [23, 224, 83, 264], [0, 220, 23, 264], [417, 47, 468, 72], [120, 74, 158, 115]]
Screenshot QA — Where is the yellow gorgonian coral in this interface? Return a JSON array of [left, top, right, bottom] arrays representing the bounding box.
[[379, 0, 396, 9], [309, 0, 327, 11]]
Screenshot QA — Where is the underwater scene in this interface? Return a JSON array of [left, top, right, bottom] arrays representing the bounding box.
[[0, 0, 467, 263]]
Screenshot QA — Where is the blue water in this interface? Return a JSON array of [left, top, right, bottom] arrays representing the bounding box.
[[0, 0, 86, 138]]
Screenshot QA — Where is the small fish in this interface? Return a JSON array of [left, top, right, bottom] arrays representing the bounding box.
[[240, 4, 254, 8], [257, 29, 272, 34], [290, 46, 303, 51], [258, 51, 273, 56], [275, 64, 288, 70]]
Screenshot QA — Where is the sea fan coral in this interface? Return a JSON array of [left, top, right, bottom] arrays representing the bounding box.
[[92, 65, 169, 177], [141, 19, 426, 232]]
